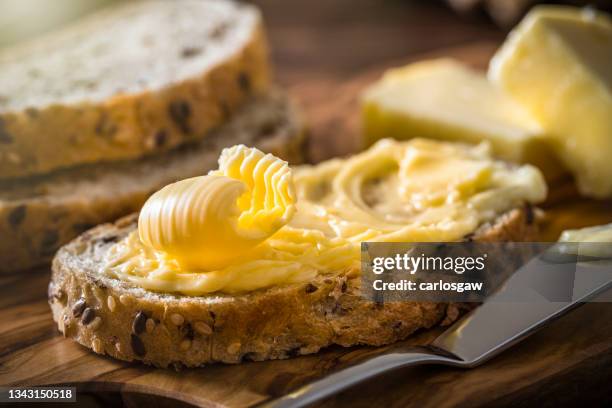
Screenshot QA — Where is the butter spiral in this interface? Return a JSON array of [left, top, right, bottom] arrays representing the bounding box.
[[138, 145, 296, 270]]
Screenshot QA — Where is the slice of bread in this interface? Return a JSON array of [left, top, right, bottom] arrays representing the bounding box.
[[49, 205, 537, 368], [0, 90, 304, 273], [0, 0, 269, 179]]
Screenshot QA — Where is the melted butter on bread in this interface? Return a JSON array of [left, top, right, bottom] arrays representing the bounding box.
[[105, 139, 546, 295]]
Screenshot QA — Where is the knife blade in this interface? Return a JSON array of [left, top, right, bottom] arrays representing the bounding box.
[[260, 245, 612, 408]]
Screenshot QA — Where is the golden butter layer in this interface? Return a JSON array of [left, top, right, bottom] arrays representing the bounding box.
[[104, 139, 546, 295]]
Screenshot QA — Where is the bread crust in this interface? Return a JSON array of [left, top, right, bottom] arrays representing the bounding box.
[[0, 7, 270, 180], [0, 90, 304, 273], [49, 206, 538, 368]]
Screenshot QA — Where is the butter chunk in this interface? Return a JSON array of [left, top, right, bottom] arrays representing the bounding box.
[[362, 59, 564, 181], [489, 6, 612, 197], [560, 222, 612, 243], [558, 222, 612, 258]]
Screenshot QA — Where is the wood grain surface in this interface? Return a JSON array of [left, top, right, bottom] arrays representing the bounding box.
[[1, 1, 612, 406]]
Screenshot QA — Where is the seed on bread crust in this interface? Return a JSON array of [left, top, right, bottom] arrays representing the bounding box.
[[170, 313, 184, 326], [130, 334, 146, 357], [119, 294, 132, 306], [210, 22, 229, 39], [194, 321, 212, 336], [72, 299, 86, 317], [81, 307, 96, 325], [100, 235, 118, 244], [107, 296, 117, 312], [341, 281, 348, 293], [132, 311, 147, 335], [305, 283, 318, 293], [181, 46, 202, 58]]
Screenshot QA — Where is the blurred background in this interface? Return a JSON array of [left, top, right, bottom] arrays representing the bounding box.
[[1, 0, 610, 86]]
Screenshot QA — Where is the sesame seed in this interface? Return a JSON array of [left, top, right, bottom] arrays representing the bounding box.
[[107, 296, 116, 312], [170, 313, 184, 326], [194, 321, 212, 336]]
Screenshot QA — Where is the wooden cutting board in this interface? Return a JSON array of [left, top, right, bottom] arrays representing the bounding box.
[[1, 42, 611, 408]]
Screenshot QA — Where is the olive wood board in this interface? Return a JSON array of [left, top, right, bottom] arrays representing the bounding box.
[[1, 41, 611, 408]]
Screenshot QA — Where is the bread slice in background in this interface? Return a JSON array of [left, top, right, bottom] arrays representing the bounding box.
[[48, 206, 537, 368], [0, 90, 304, 273], [0, 0, 270, 179]]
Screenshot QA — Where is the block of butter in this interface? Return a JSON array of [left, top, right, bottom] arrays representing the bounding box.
[[362, 59, 564, 181], [489, 6, 612, 198], [560, 222, 612, 243], [558, 222, 612, 258]]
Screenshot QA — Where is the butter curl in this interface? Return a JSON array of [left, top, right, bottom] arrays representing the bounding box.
[[138, 145, 296, 270]]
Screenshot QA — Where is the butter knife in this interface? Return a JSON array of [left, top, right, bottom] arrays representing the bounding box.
[[260, 247, 612, 408]]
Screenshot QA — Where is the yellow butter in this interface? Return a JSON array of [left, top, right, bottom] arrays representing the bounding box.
[[137, 145, 296, 270], [489, 6, 612, 197], [560, 223, 612, 243], [362, 59, 564, 181], [558, 223, 612, 258], [105, 139, 546, 295]]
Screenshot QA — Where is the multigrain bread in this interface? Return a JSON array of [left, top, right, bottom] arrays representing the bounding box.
[[49, 205, 537, 368], [0, 90, 304, 273], [0, 0, 269, 179]]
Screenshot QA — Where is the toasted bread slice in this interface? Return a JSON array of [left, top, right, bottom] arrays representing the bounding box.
[[49, 206, 537, 368], [0, 0, 269, 179], [0, 90, 304, 273]]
